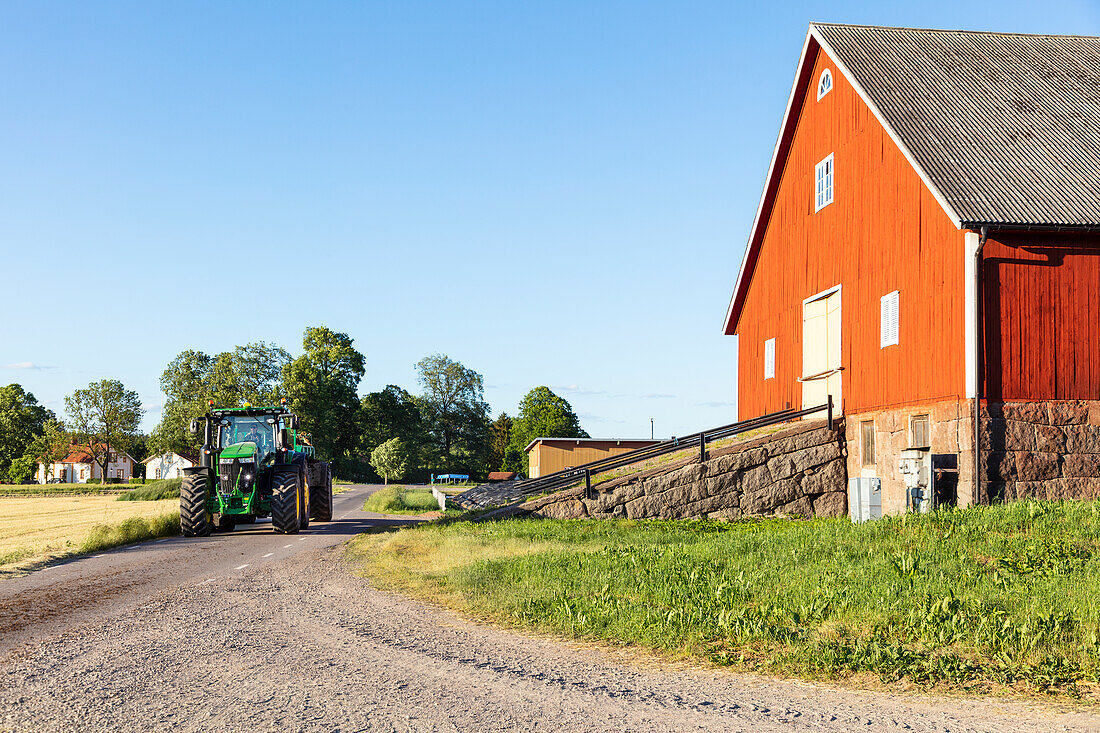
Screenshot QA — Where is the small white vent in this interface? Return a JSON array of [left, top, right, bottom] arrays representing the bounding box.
[[763, 338, 776, 380], [880, 290, 899, 348], [817, 68, 833, 100]]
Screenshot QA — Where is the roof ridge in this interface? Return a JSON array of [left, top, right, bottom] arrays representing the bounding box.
[[810, 21, 1100, 41]]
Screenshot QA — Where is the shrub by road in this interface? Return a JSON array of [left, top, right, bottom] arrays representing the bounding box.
[[349, 500, 1100, 698]]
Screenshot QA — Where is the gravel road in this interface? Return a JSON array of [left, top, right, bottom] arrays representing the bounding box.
[[2, 485, 1098, 732]]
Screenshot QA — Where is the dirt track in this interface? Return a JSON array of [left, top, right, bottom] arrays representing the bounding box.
[[2, 485, 1099, 732]]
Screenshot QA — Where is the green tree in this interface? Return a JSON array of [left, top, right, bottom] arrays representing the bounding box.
[[65, 380, 143, 482], [506, 386, 588, 474], [370, 437, 408, 485], [415, 354, 491, 476], [282, 327, 365, 469], [24, 418, 70, 484], [360, 385, 425, 480], [488, 412, 512, 472], [152, 343, 290, 454], [0, 384, 53, 482]]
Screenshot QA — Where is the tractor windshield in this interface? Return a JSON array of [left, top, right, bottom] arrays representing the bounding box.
[[218, 416, 275, 457]]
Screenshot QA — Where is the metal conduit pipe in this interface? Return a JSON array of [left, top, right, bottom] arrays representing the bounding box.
[[974, 226, 989, 505]]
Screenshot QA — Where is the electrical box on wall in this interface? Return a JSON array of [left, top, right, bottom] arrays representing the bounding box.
[[848, 477, 882, 522], [898, 448, 931, 513]]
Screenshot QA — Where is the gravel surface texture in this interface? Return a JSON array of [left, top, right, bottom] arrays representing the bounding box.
[[1, 486, 1099, 732]]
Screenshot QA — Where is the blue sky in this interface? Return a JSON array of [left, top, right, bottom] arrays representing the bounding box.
[[2, 0, 1098, 438]]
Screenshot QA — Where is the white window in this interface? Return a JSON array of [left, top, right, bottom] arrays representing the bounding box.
[[880, 290, 900, 348], [815, 154, 833, 211], [763, 338, 776, 380], [817, 68, 833, 100]]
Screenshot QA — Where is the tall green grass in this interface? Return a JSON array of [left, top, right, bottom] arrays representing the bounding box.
[[116, 478, 182, 501], [79, 513, 181, 554], [349, 500, 1100, 696], [363, 486, 443, 514]]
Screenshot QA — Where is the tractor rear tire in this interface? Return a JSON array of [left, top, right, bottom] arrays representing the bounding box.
[[310, 463, 333, 522], [180, 474, 212, 537], [272, 467, 300, 534]]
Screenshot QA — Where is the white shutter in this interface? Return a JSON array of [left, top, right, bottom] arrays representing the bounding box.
[[880, 291, 899, 348], [763, 338, 776, 380]]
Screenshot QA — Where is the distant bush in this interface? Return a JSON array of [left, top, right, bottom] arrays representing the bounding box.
[[117, 478, 182, 501]]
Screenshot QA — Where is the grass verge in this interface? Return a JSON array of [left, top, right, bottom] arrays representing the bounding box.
[[116, 478, 182, 501], [79, 512, 180, 554], [348, 500, 1100, 699], [363, 485, 456, 515]]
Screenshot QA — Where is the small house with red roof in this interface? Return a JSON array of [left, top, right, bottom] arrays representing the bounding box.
[[37, 444, 136, 483]]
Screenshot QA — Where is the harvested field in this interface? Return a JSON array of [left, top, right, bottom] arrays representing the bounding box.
[[0, 495, 178, 572]]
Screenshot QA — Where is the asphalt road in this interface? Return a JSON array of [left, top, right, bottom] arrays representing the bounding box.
[[2, 485, 1099, 732]]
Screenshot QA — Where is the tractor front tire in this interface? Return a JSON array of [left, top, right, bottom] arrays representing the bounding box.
[[310, 463, 333, 522], [180, 474, 212, 537], [272, 468, 301, 534], [298, 467, 310, 530]]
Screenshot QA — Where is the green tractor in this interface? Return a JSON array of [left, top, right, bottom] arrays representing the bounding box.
[[179, 402, 333, 536]]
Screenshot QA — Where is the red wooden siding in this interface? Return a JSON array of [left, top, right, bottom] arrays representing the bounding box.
[[733, 46, 965, 419], [983, 232, 1100, 401]]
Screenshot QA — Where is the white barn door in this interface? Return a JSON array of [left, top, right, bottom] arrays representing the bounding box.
[[801, 287, 842, 415]]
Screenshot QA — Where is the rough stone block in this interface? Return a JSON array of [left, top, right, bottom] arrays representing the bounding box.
[[536, 499, 588, 520], [812, 491, 847, 517], [1062, 453, 1100, 478], [777, 496, 814, 518], [983, 451, 1015, 481], [1001, 402, 1050, 424], [1064, 426, 1100, 454], [710, 447, 766, 474], [762, 427, 836, 457], [1050, 402, 1090, 426], [1012, 451, 1061, 482], [1034, 424, 1067, 453], [1016, 478, 1100, 501], [707, 507, 742, 520], [800, 458, 847, 496], [742, 478, 801, 515]]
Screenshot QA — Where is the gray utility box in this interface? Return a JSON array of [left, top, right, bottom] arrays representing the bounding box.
[[848, 477, 882, 523]]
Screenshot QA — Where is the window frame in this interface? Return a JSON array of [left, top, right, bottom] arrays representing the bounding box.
[[860, 420, 876, 467], [814, 154, 834, 212], [910, 414, 930, 449], [817, 68, 833, 100], [763, 338, 776, 380]]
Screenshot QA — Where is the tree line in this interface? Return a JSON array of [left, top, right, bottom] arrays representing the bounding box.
[[0, 326, 589, 484]]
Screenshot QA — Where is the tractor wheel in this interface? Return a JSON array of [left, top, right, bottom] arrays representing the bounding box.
[[180, 474, 212, 537], [213, 514, 236, 532], [271, 467, 300, 534], [298, 468, 310, 530], [310, 463, 333, 522]]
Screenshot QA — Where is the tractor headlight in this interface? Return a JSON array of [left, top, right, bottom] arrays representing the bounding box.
[[239, 456, 255, 464]]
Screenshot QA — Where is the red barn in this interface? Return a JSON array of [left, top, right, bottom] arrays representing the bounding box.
[[725, 24, 1100, 515]]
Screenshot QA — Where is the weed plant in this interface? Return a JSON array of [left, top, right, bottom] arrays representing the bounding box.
[[349, 500, 1100, 696]]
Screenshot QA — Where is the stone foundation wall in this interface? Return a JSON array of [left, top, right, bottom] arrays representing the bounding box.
[[983, 401, 1100, 501], [516, 419, 849, 521], [845, 399, 976, 515]]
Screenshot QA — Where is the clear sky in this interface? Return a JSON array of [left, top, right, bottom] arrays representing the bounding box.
[[2, 0, 1098, 438]]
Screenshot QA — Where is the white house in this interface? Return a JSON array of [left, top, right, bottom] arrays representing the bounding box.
[[38, 445, 137, 483], [143, 451, 198, 480]]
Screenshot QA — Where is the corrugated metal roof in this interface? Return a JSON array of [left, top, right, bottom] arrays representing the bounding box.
[[813, 23, 1100, 227]]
